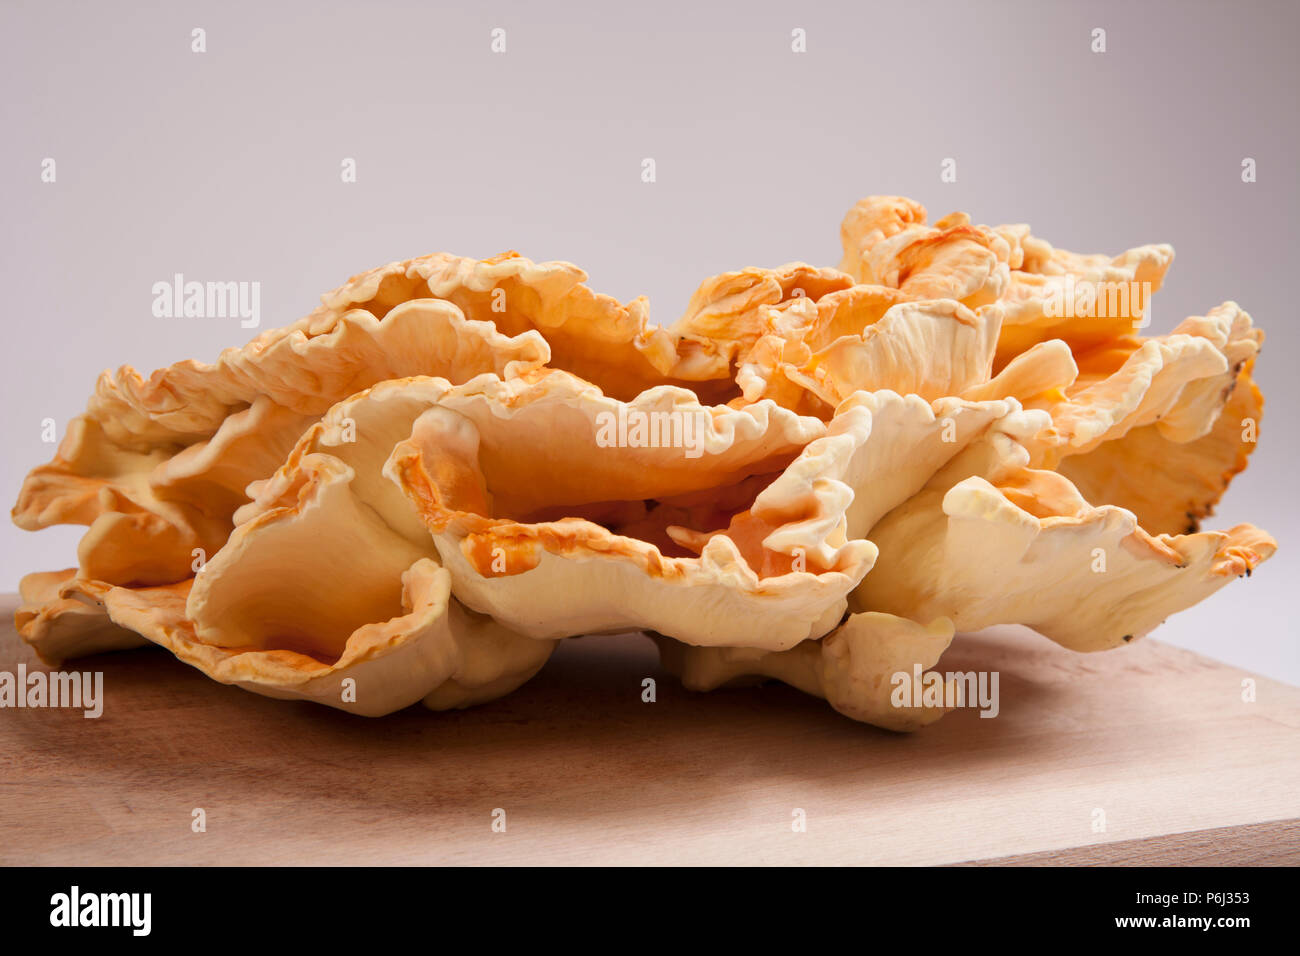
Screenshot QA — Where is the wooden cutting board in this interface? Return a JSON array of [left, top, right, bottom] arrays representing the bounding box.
[[1, 593, 1297, 865]]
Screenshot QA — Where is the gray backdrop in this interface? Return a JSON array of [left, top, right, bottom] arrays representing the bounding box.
[[2, 0, 1296, 681]]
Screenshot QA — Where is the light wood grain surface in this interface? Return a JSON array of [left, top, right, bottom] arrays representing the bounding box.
[[1, 594, 1297, 865]]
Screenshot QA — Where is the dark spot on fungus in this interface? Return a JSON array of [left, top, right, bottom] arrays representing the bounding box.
[[1122, 634, 1133, 643]]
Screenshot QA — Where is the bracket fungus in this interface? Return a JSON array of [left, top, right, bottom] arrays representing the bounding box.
[[12, 197, 1275, 730]]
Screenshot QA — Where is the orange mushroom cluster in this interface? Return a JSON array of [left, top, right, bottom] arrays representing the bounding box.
[[12, 198, 1273, 729]]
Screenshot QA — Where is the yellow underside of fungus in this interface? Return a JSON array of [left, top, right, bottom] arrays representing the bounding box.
[[12, 197, 1275, 731]]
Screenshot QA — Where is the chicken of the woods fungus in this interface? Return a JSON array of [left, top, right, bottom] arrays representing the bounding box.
[[12, 197, 1274, 731]]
